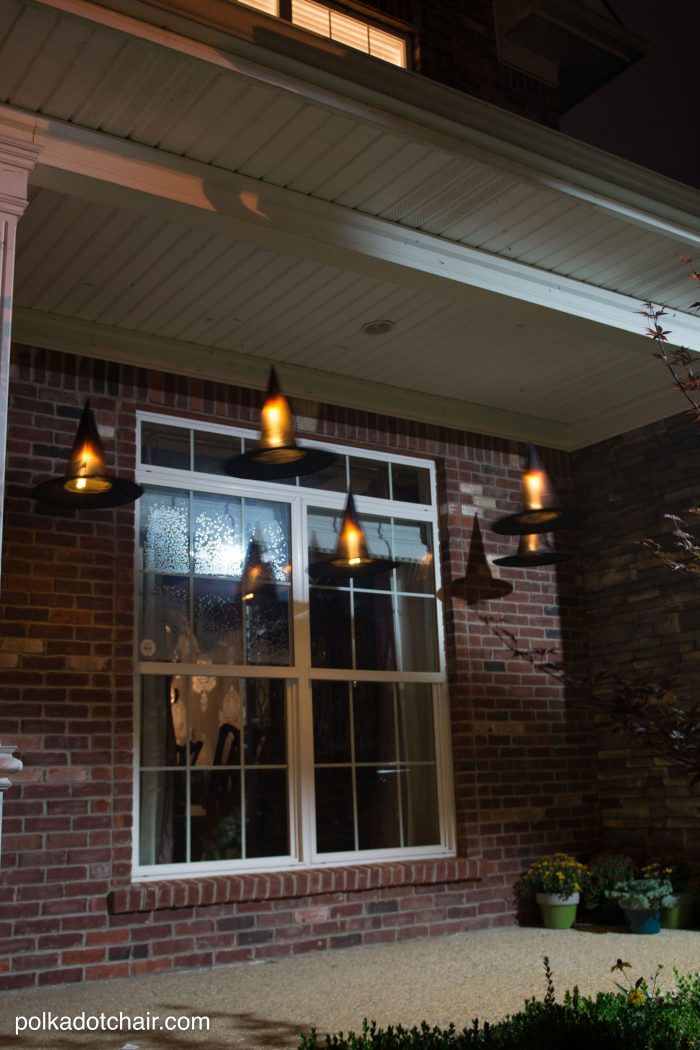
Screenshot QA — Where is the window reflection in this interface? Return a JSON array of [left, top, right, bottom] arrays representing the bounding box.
[[311, 681, 440, 855], [307, 508, 437, 672], [140, 491, 292, 667], [139, 676, 288, 865]]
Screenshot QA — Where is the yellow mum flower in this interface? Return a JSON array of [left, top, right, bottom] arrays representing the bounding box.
[[627, 989, 645, 1007], [556, 871, 564, 880]]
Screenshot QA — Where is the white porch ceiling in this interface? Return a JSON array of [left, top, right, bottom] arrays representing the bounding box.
[[3, 0, 700, 450]]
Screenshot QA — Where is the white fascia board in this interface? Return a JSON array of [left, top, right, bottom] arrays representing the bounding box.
[[4, 106, 699, 354], [28, 0, 700, 245], [11, 307, 570, 448]]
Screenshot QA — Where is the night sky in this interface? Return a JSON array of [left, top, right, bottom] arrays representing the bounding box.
[[560, 0, 700, 190]]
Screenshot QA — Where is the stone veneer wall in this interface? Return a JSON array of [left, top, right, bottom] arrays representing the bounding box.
[[574, 412, 700, 858], [0, 344, 598, 988]]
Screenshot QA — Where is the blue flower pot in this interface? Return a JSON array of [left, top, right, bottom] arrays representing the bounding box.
[[623, 907, 661, 934]]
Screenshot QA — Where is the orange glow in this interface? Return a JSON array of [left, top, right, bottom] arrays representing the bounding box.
[[523, 469, 544, 509], [522, 533, 541, 554], [340, 520, 365, 564], [261, 395, 289, 447], [64, 437, 111, 494]]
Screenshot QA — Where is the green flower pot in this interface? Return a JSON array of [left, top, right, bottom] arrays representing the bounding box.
[[662, 892, 695, 929], [536, 892, 579, 929]]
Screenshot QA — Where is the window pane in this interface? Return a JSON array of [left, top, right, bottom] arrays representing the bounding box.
[[313, 681, 351, 763], [315, 768, 354, 852], [191, 769, 242, 862], [349, 456, 389, 498], [141, 676, 181, 767], [353, 682, 396, 763], [308, 507, 342, 583], [356, 768, 400, 849], [243, 499, 290, 582], [397, 683, 435, 762], [194, 431, 243, 476], [140, 488, 190, 574], [301, 453, 346, 492], [401, 766, 439, 846], [292, 0, 330, 36], [310, 588, 352, 667], [353, 592, 396, 670], [245, 585, 291, 665], [141, 423, 191, 470], [395, 596, 437, 671], [140, 574, 190, 662], [193, 493, 242, 577], [391, 463, 431, 504], [368, 26, 407, 67], [245, 770, 289, 857], [139, 770, 186, 865], [394, 520, 434, 594], [193, 578, 243, 664], [243, 678, 286, 766], [237, 0, 278, 13], [330, 9, 370, 52]]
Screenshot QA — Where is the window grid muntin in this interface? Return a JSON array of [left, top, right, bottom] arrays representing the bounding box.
[[134, 412, 450, 876], [139, 673, 293, 866], [139, 419, 434, 511], [311, 680, 439, 855]]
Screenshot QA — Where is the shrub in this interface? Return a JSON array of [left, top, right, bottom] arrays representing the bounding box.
[[298, 958, 700, 1049]]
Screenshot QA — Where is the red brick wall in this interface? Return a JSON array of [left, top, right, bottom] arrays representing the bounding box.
[[355, 0, 560, 127], [0, 344, 598, 988], [574, 412, 700, 859]]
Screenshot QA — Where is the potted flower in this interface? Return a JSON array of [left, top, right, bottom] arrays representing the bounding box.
[[607, 877, 676, 934], [642, 858, 697, 929], [521, 852, 589, 929], [583, 852, 636, 924]]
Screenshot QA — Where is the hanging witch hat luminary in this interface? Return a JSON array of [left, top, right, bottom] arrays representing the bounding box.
[[449, 516, 513, 602], [492, 443, 584, 535], [308, 489, 398, 581], [226, 367, 333, 481], [494, 531, 574, 568], [32, 400, 143, 510]]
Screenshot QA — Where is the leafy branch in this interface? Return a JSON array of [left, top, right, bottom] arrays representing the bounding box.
[[482, 260, 700, 784], [479, 613, 700, 784]]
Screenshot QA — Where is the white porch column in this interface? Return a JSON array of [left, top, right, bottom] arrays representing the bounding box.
[[0, 136, 39, 867], [0, 745, 22, 867], [0, 134, 39, 584]]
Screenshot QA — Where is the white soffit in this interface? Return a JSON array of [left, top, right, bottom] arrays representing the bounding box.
[[1, 0, 700, 450]]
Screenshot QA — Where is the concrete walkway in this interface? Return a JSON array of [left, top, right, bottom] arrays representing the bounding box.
[[2, 925, 700, 1049]]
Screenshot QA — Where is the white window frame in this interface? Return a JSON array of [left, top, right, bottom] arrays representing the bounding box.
[[234, 0, 410, 68], [132, 411, 455, 879]]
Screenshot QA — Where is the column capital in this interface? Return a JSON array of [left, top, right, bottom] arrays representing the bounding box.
[[0, 134, 40, 219], [0, 744, 23, 792]]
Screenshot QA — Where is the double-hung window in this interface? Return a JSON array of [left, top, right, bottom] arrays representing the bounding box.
[[135, 414, 453, 876]]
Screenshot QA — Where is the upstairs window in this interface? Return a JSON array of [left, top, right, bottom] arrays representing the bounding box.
[[236, 0, 409, 68]]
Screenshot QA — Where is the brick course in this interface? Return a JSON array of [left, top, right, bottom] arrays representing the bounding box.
[[350, 0, 560, 127], [574, 413, 700, 858], [0, 344, 599, 987]]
